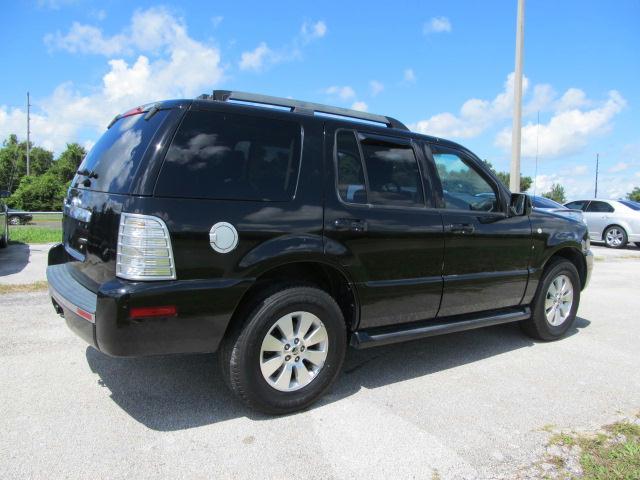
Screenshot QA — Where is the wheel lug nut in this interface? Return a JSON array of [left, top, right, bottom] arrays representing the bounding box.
[[284, 344, 290, 350], [294, 338, 299, 344], [295, 357, 300, 362], [300, 346, 305, 352], [285, 355, 291, 361]]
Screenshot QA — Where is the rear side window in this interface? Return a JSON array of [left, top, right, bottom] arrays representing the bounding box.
[[76, 110, 169, 193], [586, 201, 614, 213], [334, 130, 424, 207], [155, 110, 301, 201], [565, 201, 587, 211]]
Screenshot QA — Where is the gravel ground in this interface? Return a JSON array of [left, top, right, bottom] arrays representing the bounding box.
[[0, 243, 55, 285], [1, 255, 639, 479]]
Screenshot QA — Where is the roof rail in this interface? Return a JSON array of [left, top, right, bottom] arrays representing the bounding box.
[[198, 90, 408, 131]]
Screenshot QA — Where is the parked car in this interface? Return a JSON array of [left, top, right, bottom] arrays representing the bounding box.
[[564, 199, 640, 248], [47, 91, 593, 414], [530, 195, 585, 223], [7, 209, 33, 225], [0, 190, 8, 248]]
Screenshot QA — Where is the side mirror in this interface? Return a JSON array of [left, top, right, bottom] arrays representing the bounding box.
[[509, 193, 531, 216], [0, 190, 10, 198]]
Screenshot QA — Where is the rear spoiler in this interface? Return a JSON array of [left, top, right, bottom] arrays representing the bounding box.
[[107, 102, 162, 129]]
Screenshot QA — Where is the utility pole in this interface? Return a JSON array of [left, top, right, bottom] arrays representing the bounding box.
[[26, 92, 31, 176], [594, 153, 599, 198], [510, 0, 525, 193]]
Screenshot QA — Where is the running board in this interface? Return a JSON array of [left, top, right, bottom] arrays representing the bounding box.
[[350, 307, 531, 349]]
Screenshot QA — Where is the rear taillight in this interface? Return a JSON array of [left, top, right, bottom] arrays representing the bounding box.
[[116, 213, 176, 281]]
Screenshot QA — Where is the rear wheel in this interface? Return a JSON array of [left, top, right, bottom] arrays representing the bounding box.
[[521, 258, 580, 341], [219, 286, 346, 414], [603, 225, 627, 249], [8, 216, 21, 225]]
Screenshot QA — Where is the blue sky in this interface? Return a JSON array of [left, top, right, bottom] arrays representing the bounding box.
[[1, 0, 638, 199]]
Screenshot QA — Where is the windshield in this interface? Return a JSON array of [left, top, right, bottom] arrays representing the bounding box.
[[531, 195, 564, 209], [75, 110, 169, 193], [619, 200, 640, 211]]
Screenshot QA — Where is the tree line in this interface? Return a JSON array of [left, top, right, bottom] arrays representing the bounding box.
[[1, 134, 85, 211]]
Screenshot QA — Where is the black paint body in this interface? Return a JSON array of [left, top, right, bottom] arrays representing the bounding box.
[[47, 98, 593, 357]]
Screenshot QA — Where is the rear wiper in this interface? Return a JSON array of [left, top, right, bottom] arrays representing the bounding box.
[[76, 169, 98, 179]]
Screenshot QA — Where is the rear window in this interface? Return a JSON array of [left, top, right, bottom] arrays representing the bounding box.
[[155, 110, 302, 201], [586, 201, 614, 213], [619, 200, 640, 211], [75, 110, 169, 193]]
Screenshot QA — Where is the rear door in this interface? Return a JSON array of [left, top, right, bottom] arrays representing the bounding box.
[[583, 200, 615, 239], [323, 125, 444, 329], [427, 144, 532, 317]]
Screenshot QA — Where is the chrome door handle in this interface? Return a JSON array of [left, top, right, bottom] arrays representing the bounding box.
[[333, 218, 367, 232]]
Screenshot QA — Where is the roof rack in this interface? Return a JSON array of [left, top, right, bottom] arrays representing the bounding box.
[[198, 90, 408, 131]]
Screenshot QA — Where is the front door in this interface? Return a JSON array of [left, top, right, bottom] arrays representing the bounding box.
[[323, 126, 444, 329], [428, 144, 532, 317], [582, 200, 615, 240]]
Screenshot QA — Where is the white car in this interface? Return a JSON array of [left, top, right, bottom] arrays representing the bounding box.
[[564, 199, 640, 248]]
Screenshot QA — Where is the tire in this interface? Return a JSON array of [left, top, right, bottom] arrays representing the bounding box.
[[521, 258, 581, 341], [219, 285, 347, 414], [603, 225, 627, 249], [8, 216, 21, 225]]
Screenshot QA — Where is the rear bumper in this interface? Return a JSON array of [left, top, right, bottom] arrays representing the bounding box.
[[47, 247, 252, 357]]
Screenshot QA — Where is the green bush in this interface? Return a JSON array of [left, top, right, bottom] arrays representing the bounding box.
[[9, 172, 67, 211]]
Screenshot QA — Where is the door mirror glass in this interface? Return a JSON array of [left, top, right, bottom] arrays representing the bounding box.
[[510, 193, 531, 216]]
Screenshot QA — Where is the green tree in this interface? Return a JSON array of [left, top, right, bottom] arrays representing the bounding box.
[[626, 187, 640, 202], [50, 143, 86, 183], [8, 172, 67, 211], [0, 134, 54, 193], [482, 160, 532, 192], [542, 183, 566, 204]]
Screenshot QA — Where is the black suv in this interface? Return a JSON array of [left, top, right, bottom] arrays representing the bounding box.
[[47, 91, 593, 413]]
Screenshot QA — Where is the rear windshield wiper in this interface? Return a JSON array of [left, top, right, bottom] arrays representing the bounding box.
[[76, 169, 98, 179]]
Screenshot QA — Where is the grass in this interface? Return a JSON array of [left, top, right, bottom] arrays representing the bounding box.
[[549, 419, 640, 479], [9, 226, 62, 244], [0, 281, 49, 294], [30, 213, 62, 223]]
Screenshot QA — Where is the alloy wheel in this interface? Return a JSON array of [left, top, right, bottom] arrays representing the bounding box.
[[544, 274, 574, 326], [259, 311, 329, 392]]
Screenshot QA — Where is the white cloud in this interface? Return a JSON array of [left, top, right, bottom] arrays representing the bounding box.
[[609, 162, 629, 173], [239, 20, 326, 73], [301, 20, 327, 41], [44, 22, 128, 56], [496, 90, 626, 158], [369, 80, 384, 97], [325, 86, 356, 101], [423, 16, 452, 34], [403, 68, 416, 83], [211, 16, 224, 28], [351, 101, 368, 112], [1, 8, 224, 153], [239, 42, 274, 71]]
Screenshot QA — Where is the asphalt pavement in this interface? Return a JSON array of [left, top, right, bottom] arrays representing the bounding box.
[[1, 248, 639, 479]]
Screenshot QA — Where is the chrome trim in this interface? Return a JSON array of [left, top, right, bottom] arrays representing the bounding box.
[[116, 212, 176, 281], [49, 285, 95, 323]]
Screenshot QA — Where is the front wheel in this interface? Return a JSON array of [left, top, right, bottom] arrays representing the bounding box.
[[521, 259, 581, 341], [604, 225, 627, 249], [219, 286, 347, 414]]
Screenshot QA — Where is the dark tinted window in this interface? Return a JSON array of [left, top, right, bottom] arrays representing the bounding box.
[[532, 196, 563, 209], [156, 110, 301, 201], [76, 110, 169, 193], [565, 200, 587, 211], [619, 200, 640, 211], [433, 152, 498, 212], [336, 131, 367, 204], [360, 139, 424, 206], [586, 201, 614, 213]]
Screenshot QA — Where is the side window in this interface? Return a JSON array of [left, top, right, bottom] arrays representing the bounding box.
[[336, 131, 367, 204], [433, 151, 499, 212], [586, 201, 614, 213], [565, 201, 586, 211], [360, 139, 424, 207], [155, 110, 301, 201]]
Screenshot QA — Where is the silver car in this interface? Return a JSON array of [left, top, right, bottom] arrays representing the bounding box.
[[564, 199, 640, 248]]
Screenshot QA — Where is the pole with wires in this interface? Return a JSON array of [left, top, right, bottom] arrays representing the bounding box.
[[26, 92, 31, 176], [510, 0, 525, 193]]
